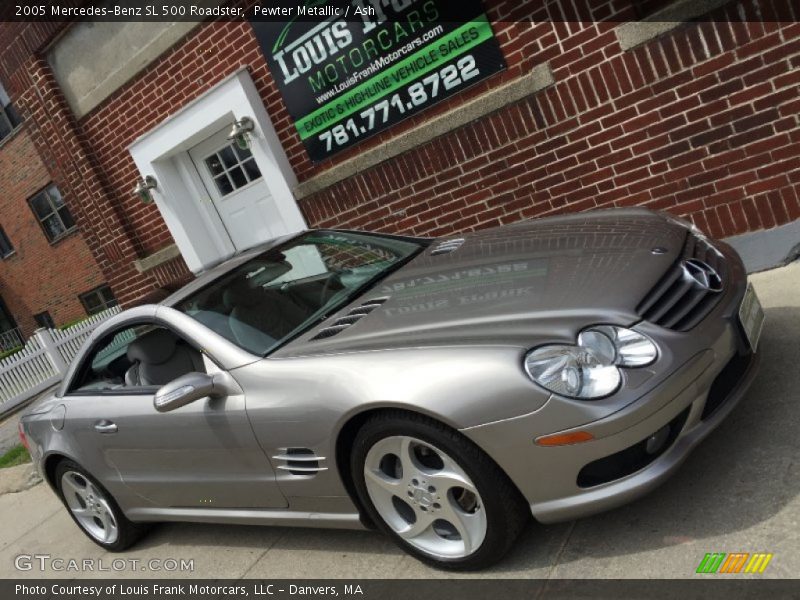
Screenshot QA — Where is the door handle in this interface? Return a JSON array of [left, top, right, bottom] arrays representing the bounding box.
[[94, 420, 118, 434]]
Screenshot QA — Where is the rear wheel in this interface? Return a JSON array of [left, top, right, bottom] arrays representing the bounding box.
[[351, 412, 529, 570], [55, 460, 147, 551]]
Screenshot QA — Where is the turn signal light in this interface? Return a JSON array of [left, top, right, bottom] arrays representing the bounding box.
[[535, 431, 594, 446]]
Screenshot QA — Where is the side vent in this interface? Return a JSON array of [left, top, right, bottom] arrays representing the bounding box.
[[272, 448, 327, 476], [430, 238, 465, 256], [309, 297, 390, 340]]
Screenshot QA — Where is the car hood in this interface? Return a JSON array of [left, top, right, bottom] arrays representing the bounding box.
[[276, 209, 687, 357]]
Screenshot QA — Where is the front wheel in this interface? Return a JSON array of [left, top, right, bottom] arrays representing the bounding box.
[[351, 412, 529, 570]]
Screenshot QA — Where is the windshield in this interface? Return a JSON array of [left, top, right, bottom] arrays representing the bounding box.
[[174, 231, 423, 355]]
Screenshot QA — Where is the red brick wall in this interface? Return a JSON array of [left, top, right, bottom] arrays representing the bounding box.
[[298, 2, 800, 238], [1, 0, 798, 307], [77, 0, 800, 252], [0, 128, 106, 336]]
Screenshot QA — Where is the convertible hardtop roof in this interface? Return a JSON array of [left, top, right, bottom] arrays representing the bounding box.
[[160, 231, 303, 308]]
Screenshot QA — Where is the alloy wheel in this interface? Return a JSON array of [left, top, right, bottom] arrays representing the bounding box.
[[363, 435, 487, 559], [60, 470, 119, 544]]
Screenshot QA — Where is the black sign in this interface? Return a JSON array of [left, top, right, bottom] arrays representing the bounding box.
[[251, 0, 506, 162]]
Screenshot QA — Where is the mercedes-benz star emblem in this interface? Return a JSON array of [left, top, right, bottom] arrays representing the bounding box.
[[681, 259, 723, 292]]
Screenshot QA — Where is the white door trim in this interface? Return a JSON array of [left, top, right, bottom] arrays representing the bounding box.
[[128, 68, 306, 274]]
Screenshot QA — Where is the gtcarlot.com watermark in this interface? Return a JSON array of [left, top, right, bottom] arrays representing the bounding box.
[[15, 553, 194, 573]]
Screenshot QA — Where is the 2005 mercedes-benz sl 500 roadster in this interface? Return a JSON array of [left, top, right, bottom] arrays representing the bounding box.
[[19, 208, 764, 570]]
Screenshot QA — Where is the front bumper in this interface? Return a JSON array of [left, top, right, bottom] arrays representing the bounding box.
[[462, 242, 761, 524], [534, 349, 757, 523]]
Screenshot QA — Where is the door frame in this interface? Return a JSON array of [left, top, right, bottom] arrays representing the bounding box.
[[128, 68, 306, 274]]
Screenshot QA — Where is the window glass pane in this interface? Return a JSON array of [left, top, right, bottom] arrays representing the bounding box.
[[34, 312, 54, 329], [30, 192, 52, 219], [229, 166, 247, 188], [175, 231, 423, 355], [57, 206, 75, 230], [48, 185, 64, 207], [0, 226, 12, 257], [0, 112, 11, 140], [218, 146, 237, 169], [73, 325, 205, 392], [83, 294, 102, 312], [0, 298, 15, 332], [242, 159, 262, 181], [5, 103, 22, 129], [42, 215, 65, 240], [100, 286, 117, 305], [214, 175, 233, 196], [233, 144, 252, 160], [205, 155, 224, 176]]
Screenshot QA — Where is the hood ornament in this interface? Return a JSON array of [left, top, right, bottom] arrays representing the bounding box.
[[681, 259, 722, 292]]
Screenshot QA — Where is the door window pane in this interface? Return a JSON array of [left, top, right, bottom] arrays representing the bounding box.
[[214, 175, 233, 196], [229, 166, 247, 188], [242, 159, 261, 181], [205, 155, 224, 176], [203, 140, 262, 198], [234, 145, 252, 160], [70, 325, 205, 393], [219, 146, 237, 169]]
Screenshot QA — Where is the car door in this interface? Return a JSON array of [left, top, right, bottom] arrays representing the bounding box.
[[63, 322, 287, 510]]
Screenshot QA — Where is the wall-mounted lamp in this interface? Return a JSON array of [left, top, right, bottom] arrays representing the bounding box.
[[228, 117, 255, 150], [133, 175, 158, 204]]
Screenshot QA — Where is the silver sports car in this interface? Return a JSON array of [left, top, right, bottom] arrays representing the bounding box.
[[19, 208, 763, 570]]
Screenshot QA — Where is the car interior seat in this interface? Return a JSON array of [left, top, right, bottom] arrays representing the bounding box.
[[124, 328, 205, 386], [223, 275, 309, 353]]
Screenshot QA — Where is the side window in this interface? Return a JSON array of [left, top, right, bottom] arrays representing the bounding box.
[[69, 324, 205, 394]]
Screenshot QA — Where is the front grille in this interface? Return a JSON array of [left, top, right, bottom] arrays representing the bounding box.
[[701, 351, 754, 420], [636, 234, 726, 331], [577, 407, 690, 488]]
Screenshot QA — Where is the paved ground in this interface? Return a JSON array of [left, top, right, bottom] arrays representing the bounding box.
[[0, 408, 23, 456], [0, 261, 797, 579]]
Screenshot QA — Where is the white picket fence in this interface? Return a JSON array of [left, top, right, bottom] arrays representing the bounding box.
[[0, 306, 121, 412]]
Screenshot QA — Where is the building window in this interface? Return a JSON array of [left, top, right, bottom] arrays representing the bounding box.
[[0, 296, 18, 334], [34, 311, 55, 329], [0, 296, 22, 351], [0, 225, 13, 258], [0, 82, 23, 143], [28, 184, 76, 243], [79, 285, 118, 315], [203, 142, 262, 197]]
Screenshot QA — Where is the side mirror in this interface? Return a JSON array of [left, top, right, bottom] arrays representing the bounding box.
[[153, 372, 218, 413]]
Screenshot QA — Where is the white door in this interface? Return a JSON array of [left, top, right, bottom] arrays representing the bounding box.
[[189, 128, 283, 252]]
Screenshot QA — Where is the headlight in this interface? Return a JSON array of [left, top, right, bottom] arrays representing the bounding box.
[[524, 326, 658, 399]]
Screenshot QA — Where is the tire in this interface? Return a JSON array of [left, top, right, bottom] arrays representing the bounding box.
[[351, 411, 529, 570], [55, 459, 148, 552]]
